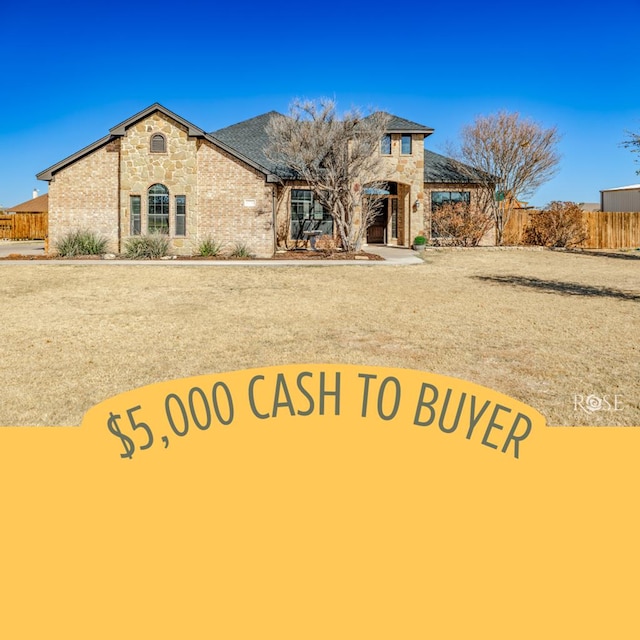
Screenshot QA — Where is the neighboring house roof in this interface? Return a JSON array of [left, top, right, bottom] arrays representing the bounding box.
[[423, 149, 487, 184], [37, 103, 279, 182], [8, 193, 48, 213], [600, 184, 640, 192]]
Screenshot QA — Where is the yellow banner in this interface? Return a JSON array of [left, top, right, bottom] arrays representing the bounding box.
[[0, 364, 637, 638]]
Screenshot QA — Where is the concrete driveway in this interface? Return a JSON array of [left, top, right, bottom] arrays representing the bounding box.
[[0, 240, 46, 257]]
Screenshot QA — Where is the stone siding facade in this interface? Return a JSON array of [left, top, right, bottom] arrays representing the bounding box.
[[119, 112, 198, 254], [376, 133, 426, 245]]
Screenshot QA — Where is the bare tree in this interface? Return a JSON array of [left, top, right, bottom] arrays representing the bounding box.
[[621, 130, 640, 173], [266, 98, 390, 252], [454, 111, 561, 244]]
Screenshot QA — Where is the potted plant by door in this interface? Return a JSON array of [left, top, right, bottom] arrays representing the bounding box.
[[412, 235, 427, 251]]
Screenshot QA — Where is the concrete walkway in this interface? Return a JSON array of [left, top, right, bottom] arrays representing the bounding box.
[[0, 240, 46, 257], [0, 241, 425, 266], [364, 245, 424, 265]]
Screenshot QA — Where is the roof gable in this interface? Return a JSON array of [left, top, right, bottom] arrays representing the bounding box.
[[108, 103, 207, 137], [37, 135, 112, 181], [37, 104, 276, 182]]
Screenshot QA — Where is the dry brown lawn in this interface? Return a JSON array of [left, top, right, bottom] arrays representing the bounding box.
[[1, 248, 638, 426]]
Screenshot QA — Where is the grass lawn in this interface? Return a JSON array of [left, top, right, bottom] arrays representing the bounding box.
[[0, 248, 638, 426]]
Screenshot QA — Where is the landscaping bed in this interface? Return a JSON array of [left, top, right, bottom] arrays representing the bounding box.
[[0, 249, 385, 261]]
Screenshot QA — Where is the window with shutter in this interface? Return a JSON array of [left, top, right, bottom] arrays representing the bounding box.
[[150, 134, 166, 153]]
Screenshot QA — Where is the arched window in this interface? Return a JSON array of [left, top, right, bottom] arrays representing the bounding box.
[[148, 184, 169, 233], [150, 133, 166, 153]]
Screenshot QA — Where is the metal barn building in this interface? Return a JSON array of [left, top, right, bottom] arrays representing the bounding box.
[[600, 184, 640, 212]]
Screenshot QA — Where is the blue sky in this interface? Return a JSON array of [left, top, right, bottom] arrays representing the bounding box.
[[1, 0, 639, 209]]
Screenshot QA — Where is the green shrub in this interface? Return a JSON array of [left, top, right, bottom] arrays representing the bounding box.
[[196, 237, 223, 257], [413, 235, 427, 246], [123, 233, 170, 259], [56, 230, 109, 256], [229, 242, 253, 258]]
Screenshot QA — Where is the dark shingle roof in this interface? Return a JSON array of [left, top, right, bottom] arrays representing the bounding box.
[[424, 149, 487, 184], [378, 112, 434, 134], [212, 110, 436, 178], [210, 111, 283, 174], [37, 103, 488, 188]]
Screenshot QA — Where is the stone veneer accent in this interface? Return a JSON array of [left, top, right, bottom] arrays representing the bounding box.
[[377, 133, 426, 245], [119, 112, 198, 254]]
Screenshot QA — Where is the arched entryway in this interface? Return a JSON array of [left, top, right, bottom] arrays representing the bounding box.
[[365, 182, 409, 245]]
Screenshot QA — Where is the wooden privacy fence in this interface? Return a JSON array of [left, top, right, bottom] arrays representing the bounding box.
[[504, 210, 640, 249], [583, 211, 640, 249], [0, 213, 48, 240]]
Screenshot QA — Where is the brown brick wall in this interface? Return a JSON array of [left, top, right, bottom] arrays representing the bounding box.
[[197, 142, 275, 257], [48, 144, 120, 253]]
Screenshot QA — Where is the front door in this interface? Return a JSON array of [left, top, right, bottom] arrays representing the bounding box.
[[367, 207, 387, 244]]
